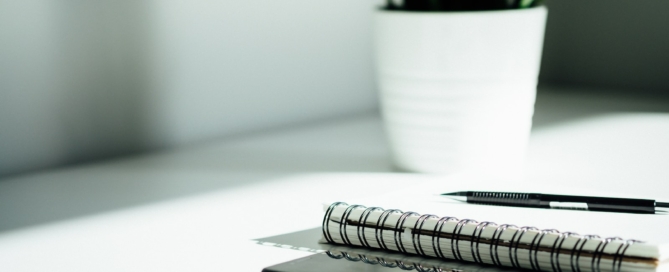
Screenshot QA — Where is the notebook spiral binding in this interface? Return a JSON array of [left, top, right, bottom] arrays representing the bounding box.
[[322, 202, 643, 272]]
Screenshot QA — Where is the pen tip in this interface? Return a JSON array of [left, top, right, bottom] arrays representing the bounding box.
[[441, 191, 466, 196]]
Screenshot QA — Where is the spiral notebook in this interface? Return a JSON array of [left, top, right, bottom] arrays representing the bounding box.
[[320, 194, 669, 272]]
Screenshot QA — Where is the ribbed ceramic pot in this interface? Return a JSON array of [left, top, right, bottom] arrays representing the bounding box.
[[375, 6, 547, 180]]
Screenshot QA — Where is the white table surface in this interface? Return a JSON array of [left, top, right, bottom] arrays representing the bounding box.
[[1, 87, 669, 271]]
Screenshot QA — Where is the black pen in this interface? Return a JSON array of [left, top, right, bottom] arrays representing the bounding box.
[[441, 191, 669, 214]]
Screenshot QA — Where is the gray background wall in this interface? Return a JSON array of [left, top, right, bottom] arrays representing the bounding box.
[[1, 0, 377, 177], [540, 0, 669, 93], [1, 0, 668, 178]]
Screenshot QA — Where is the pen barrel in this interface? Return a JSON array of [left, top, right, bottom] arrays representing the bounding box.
[[586, 203, 655, 213], [468, 192, 542, 207], [541, 195, 657, 213], [464, 192, 657, 213]]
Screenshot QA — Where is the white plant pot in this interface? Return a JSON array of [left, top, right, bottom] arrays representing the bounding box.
[[375, 6, 548, 180]]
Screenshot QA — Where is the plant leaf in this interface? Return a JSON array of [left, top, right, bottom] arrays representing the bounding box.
[[519, 0, 534, 8]]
